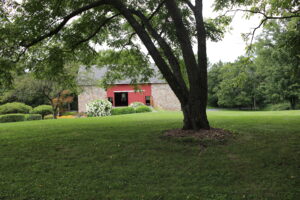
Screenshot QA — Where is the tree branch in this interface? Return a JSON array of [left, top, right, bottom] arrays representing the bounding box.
[[182, 0, 195, 11], [20, 0, 111, 48], [71, 14, 120, 49], [131, 9, 188, 95], [112, 0, 188, 103], [227, 9, 300, 49], [165, 0, 199, 89], [119, 1, 168, 54], [248, 18, 267, 49], [148, 0, 166, 20], [120, 32, 137, 49], [228, 9, 300, 19]]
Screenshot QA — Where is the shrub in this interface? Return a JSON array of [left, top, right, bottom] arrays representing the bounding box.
[[111, 107, 136, 115], [129, 102, 145, 108], [61, 111, 77, 116], [31, 105, 53, 119], [44, 114, 54, 120], [76, 112, 87, 118], [25, 114, 42, 121], [0, 114, 26, 123], [135, 105, 152, 113], [86, 99, 112, 117], [0, 102, 32, 114]]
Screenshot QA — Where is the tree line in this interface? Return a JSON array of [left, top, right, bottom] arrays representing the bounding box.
[[208, 19, 300, 110]]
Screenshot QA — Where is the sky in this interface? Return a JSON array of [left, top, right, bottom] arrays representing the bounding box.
[[203, 1, 262, 64]]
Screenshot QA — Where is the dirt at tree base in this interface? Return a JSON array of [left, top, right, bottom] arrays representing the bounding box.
[[164, 128, 232, 141]]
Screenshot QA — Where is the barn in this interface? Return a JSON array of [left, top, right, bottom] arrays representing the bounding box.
[[77, 65, 181, 112]]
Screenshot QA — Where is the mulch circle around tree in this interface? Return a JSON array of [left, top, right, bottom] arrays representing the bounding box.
[[164, 128, 232, 141]]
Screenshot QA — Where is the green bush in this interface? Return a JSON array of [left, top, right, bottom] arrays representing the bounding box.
[[111, 107, 136, 115], [25, 114, 42, 121], [44, 114, 54, 120], [135, 105, 152, 113], [129, 102, 145, 108], [31, 105, 53, 119], [61, 111, 78, 116], [0, 114, 26, 123], [0, 102, 32, 114]]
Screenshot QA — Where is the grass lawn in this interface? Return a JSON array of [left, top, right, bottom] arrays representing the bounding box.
[[0, 111, 299, 200]]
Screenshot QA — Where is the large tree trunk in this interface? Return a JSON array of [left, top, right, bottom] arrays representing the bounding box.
[[182, 101, 210, 130]]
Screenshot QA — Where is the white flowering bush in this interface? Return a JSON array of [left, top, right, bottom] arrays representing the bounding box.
[[86, 99, 112, 117]]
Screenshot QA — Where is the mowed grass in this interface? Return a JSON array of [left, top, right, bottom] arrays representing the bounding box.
[[0, 111, 299, 200]]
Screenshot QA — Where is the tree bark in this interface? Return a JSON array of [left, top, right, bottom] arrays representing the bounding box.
[[182, 97, 210, 130]]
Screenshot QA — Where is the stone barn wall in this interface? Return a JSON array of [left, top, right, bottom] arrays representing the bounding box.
[[151, 83, 181, 111], [78, 86, 106, 112], [78, 84, 181, 112]]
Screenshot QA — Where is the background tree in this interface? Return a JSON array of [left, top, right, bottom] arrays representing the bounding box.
[[207, 61, 223, 107], [253, 19, 300, 109], [0, 74, 49, 107], [207, 18, 299, 110], [215, 57, 260, 109]]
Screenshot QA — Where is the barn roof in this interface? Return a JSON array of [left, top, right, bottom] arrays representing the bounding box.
[[78, 64, 166, 86]]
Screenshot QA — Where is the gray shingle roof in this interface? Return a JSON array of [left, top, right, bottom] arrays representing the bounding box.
[[78, 64, 166, 86]]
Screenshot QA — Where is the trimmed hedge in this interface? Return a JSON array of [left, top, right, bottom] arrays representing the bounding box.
[[0, 102, 32, 114], [129, 102, 145, 108], [31, 105, 53, 119], [111, 105, 152, 115], [44, 114, 54, 120], [111, 107, 136, 115], [0, 114, 26, 123], [0, 113, 43, 123], [25, 114, 42, 121], [135, 105, 152, 113]]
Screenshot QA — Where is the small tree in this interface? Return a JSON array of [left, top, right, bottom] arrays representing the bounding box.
[[31, 105, 53, 119]]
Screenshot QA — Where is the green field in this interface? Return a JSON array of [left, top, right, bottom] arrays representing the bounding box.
[[0, 111, 299, 200]]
